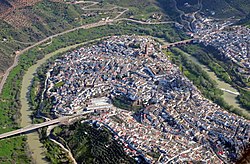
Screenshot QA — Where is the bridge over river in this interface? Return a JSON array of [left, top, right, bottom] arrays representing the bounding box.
[[0, 110, 94, 140], [162, 38, 198, 49]]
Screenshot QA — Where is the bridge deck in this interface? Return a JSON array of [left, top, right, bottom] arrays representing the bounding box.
[[0, 110, 94, 140]]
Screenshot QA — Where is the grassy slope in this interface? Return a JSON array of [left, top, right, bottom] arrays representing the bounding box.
[[0, 63, 31, 163], [97, 0, 250, 23], [55, 123, 136, 164], [97, 0, 180, 21], [174, 0, 250, 18], [0, 20, 186, 162], [0, 0, 249, 162], [0, 0, 87, 75], [1, 0, 250, 75]]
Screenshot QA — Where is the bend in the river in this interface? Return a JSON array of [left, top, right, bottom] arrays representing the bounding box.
[[181, 50, 250, 117], [20, 36, 249, 163], [20, 38, 108, 163]]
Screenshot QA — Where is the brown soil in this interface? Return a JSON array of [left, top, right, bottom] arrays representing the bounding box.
[[0, 0, 41, 13], [0, 0, 42, 28]]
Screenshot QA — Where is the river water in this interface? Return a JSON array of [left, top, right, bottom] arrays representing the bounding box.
[[20, 45, 86, 163], [19, 38, 107, 163], [182, 50, 250, 117], [20, 60, 48, 164], [19, 38, 249, 163]]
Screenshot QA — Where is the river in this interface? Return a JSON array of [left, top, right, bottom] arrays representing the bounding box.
[[20, 37, 249, 163], [181, 50, 250, 117], [20, 38, 108, 163], [20, 44, 89, 163]]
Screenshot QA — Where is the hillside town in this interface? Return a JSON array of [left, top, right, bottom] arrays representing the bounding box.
[[45, 36, 249, 163], [193, 18, 250, 81]]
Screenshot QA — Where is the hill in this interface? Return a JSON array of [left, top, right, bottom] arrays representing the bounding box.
[[175, 0, 250, 18], [48, 122, 137, 164], [0, 0, 249, 163], [96, 0, 250, 23], [1, 0, 250, 76], [0, 0, 92, 75]]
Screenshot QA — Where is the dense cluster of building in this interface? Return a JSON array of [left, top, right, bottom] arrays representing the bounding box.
[[45, 36, 249, 163], [193, 18, 250, 80]]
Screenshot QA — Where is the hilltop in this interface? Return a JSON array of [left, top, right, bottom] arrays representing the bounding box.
[[0, 0, 249, 163]]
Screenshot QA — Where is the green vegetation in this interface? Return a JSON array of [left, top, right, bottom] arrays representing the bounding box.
[[1, 0, 250, 75], [0, 0, 85, 74], [12, 21, 185, 162], [180, 45, 232, 84], [238, 13, 250, 27], [101, 0, 250, 21], [29, 76, 40, 111], [42, 138, 69, 163], [175, 0, 250, 18], [54, 81, 65, 88], [0, 59, 31, 162], [52, 122, 136, 164], [97, 0, 181, 22], [175, 0, 200, 13], [112, 95, 142, 111], [179, 44, 250, 112], [238, 89, 250, 111], [0, 0, 102, 42], [0, 0, 122, 74], [0, 0, 185, 76], [0, 137, 31, 164], [202, 0, 247, 18], [38, 127, 69, 163], [99, 0, 160, 19], [1, 47, 60, 163], [168, 48, 249, 119]]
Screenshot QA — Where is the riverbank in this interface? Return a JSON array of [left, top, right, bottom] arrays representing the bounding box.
[[0, 18, 189, 162], [20, 37, 112, 163], [20, 36, 249, 163], [179, 48, 250, 118]]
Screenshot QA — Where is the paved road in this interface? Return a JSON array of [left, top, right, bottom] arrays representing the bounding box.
[[172, 0, 191, 31], [0, 0, 130, 95], [117, 18, 178, 25], [0, 2, 188, 95], [0, 110, 94, 140], [0, 16, 179, 95], [0, 19, 111, 95]]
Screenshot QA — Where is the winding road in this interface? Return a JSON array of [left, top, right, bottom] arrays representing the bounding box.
[[0, 2, 181, 95], [173, 0, 192, 31], [0, 0, 205, 95], [0, 1, 127, 95], [0, 20, 106, 94]]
